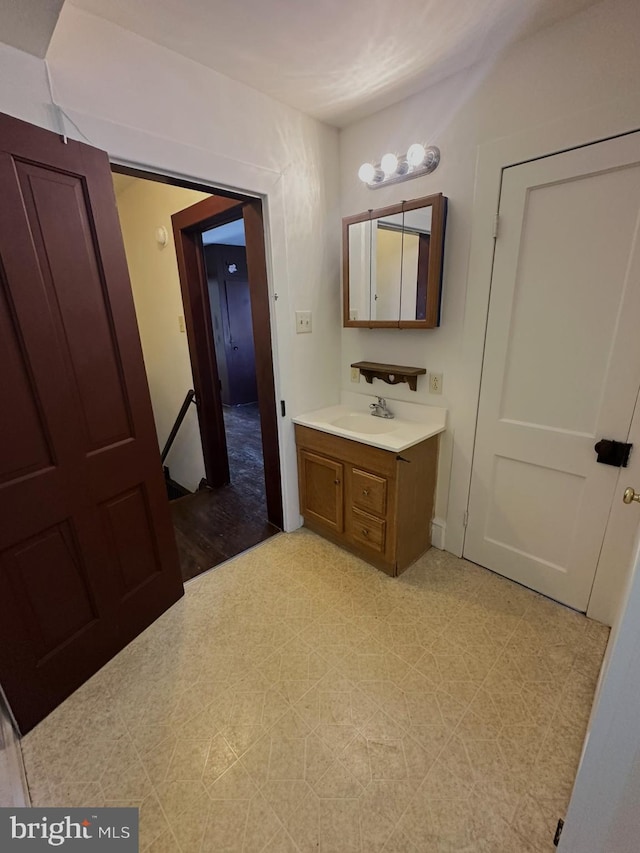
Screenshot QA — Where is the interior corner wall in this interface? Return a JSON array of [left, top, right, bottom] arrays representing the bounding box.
[[114, 178, 210, 492], [339, 0, 640, 590], [0, 42, 52, 129], [0, 4, 341, 532]]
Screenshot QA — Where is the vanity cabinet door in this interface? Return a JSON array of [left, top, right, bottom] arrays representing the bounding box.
[[297, 450, 344, 534]]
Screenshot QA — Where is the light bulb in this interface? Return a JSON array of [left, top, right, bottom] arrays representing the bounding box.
[[358, 162, 376, 183], [407, 143, 426, 167], [381, 152, 399, 176]]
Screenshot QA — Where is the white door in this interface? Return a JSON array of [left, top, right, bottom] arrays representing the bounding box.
[[588, 387, 640, 624], [465, 132, 640, 612]]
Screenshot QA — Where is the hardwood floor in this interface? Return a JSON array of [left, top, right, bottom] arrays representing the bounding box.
[[170, 403, 279, 582]]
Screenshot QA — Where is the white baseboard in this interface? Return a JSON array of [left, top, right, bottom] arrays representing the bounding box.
[[431, 517, 446, 551]]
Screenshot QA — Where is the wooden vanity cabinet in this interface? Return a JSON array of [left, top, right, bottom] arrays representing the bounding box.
[[295, 424, 438, 576]]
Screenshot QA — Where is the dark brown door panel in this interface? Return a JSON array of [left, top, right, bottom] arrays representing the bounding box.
[[0, 112, 183, 733]]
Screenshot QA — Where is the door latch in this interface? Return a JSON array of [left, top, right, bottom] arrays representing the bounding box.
[[594, 439, 632, 468]]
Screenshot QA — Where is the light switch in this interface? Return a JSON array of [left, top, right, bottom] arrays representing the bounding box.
[[178, 315, 186, 333], [295, 310, 312, 334]]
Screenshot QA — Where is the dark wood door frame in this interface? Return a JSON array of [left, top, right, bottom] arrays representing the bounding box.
[[172, 195, 284, 530]]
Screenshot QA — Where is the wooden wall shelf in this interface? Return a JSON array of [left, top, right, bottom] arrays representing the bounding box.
[[351, 361, 426, 392]]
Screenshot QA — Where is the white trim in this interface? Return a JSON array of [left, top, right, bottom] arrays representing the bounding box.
[[447, 94, 640, 570], [60, 106, 301, 532], [430, 517, 446, 550], [0, 690, 29, 807]]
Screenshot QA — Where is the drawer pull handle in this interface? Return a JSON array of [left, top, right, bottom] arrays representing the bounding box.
[[362, 489, 370, 497], [334, 479, 341, 485], [362, 528, 369, 537]]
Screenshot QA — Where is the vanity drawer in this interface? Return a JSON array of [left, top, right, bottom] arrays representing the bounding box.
[[352, 468, 387, 517], [350, 508, 386, 553]]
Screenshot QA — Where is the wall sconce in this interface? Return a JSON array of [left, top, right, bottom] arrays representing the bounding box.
[[358, 144, 440, 189], [155, 226, 169, 247]]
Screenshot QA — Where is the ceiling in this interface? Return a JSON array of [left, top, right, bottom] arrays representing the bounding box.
[[2, 0, 601, 126]]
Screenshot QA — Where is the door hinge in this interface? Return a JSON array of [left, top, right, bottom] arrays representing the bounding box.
[[492, 213, 500, 239], [280, 400, 286, 417], [553, 818, 564, 847], [463, 510, 469, 528]]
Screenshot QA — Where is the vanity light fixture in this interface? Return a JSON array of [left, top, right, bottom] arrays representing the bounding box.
[[357, 162, 383, 184], [380, 152, 399, 176], [358, 144, 440, 189]]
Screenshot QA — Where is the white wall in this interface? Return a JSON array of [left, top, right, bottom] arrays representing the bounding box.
[[339, 0, 640, 615], [559, 529, 640, 853], [114, 177, 209, 492], [0, 5, 341, 531], [0, 41, 52, 128]]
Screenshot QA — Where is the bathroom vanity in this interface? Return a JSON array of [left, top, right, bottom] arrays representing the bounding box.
[[293, 401, 446, 576]]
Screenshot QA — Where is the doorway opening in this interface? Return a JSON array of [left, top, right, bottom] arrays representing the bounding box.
[[111, 168, 282, 582]]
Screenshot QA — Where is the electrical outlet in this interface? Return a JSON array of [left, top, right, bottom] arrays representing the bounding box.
[[350, 367, 360, 383], [178, 315, 186, 333], [429, 372, 443, 394], [295, 310, 312, 334]]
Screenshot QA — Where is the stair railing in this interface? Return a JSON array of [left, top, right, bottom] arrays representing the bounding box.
[[161, 389, 197, 463]]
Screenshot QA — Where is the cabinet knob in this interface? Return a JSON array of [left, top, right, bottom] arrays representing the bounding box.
[[362, 489, 369, 497], [362, 528, 369, 537], [334, 478, 341, 485]]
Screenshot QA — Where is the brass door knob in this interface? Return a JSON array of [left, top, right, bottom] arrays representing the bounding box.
[[623, 487, 640, 504]]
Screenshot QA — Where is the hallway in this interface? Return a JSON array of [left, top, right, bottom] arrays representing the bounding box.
[[171, 404, 279, 581]]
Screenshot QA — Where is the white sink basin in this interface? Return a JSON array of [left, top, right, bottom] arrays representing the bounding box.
[[330, 413, 398, 434], [292, 401, 447, 452]]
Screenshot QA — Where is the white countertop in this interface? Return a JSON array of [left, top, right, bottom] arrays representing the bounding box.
[[292, 395, 447, 453]]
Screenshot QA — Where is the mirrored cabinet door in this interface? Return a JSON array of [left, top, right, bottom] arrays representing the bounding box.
[[343, 193, 447, 329], [374, 211, 403, 322], [347, 219, 372, 323]]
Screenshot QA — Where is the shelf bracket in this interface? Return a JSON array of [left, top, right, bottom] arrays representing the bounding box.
[[351, 361, 426, 392]]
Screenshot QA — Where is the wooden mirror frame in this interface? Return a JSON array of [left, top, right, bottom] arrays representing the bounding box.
[[342, 192, 447, 329]]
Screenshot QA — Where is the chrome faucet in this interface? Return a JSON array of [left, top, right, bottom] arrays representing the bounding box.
[[369, 396, 394, 419]]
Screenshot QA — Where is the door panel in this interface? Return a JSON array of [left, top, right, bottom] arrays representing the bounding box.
[[0, 266, 54, 483], [465, 132, 640, 611], [298, 450, 344, 533], [7, 521, 97, 657], [17, 162, 133, 448], [0, 112, 183, 733]]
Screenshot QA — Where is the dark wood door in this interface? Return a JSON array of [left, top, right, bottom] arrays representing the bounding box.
[[225, 278, 258, 404], [222, 251, 258, 406], [0, 113, 184, 733]]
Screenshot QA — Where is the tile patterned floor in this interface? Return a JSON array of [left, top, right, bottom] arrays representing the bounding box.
[[21, 530, 609, 852]]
